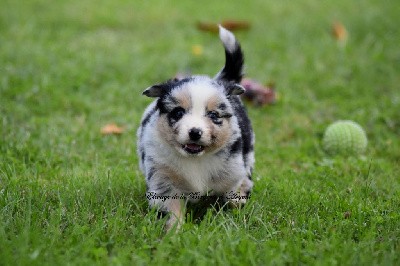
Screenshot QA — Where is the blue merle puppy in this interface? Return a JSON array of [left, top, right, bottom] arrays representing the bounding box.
[[137, 26, 254, 231]]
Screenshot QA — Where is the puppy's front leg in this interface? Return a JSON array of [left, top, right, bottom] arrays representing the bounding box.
[[146, 168, 186, 232], [164, 198, 185, 232]]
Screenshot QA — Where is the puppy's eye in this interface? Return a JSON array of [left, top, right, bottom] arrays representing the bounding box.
[[170, 107, 185, 121], [207, 111, 221, 120], [207, 111, 223, 125]]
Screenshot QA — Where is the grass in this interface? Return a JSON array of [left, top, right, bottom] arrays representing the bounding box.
[[1, 0, 399, 264]]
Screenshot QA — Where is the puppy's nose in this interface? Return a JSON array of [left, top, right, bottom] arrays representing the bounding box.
[[189, 128, 203, 141]]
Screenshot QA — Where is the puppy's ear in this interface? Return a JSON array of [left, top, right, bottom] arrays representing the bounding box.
[[142, 84, 170, 98], [226, 83, 245, 96]]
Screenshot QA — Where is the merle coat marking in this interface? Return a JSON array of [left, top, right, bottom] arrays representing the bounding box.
[[137, 26, 254, 231]]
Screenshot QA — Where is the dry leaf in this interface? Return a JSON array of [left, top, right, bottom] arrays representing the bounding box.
[[101, 123, 124, 135], [240, 78, 276, 106], [197, 22, 219, 33], [197, 20, 251, 33], [221, 20, 251, 31], [332, 22, 348, 42]]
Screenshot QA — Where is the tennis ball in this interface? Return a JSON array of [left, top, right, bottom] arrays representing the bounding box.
[[322, 120, 367, 156]]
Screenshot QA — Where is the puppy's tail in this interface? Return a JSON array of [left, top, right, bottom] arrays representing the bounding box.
[[215, 25, 244, 83]]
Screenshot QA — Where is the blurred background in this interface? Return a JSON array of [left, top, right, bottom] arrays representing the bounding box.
[[1, 0, 400, 177], [1, 0, 399, 169]]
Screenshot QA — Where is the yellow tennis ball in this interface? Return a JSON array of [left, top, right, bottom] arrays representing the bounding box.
[[322, 120, 367, 155]]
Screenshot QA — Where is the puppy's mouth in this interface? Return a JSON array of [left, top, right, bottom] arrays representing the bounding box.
[[182, 143, 205, 154]]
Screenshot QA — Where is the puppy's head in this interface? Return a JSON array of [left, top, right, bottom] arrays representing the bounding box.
[[144, 77, 244, 156], [142, 26, 245, 157]]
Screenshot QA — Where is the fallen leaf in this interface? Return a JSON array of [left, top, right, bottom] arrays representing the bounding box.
[[221, 20, 251, 31], [101, 123, 124, 135], [240, 78, 276, 106], [197, 22, 219, 33], [197, 20, 251, 33], [332, 22, 348, 42]]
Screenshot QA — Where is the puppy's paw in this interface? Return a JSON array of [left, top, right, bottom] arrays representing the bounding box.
[[165, 215, 183, 233]]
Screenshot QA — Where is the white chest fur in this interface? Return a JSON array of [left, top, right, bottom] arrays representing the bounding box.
[[145, 131, 243, 194]]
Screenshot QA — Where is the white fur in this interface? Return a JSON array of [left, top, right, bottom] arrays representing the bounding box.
[[137, 27, 254, 231], [188, 79, 219, 115], [219, 25, 237, 53], [141, 120, 235, 194], [175, 79, 221, 147], [138, 78, 246, 196]]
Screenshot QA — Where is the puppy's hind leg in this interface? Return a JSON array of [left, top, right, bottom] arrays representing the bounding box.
[[227, 176, 253, 208]]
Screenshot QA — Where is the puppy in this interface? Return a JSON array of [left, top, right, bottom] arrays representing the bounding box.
[[137, 26, 254, 231]]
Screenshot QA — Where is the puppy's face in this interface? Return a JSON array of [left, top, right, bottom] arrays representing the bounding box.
[[153, 78, 239, 157]]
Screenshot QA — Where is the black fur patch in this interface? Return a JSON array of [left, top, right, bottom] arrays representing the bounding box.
[[147, 167, 156, 181], [157, 97, 170, 114], [229, 138, 242, 154], [157, 95, 179, 114], [217, 43, 244, 83], [218, 103, 227, 110], [155, 78, 193, 114], [157, 210, 168, 219], [229, 96, 254, 161], [167, 107, 185, 126], [155, 182, 172, 195], [141, 106, 156, 128]]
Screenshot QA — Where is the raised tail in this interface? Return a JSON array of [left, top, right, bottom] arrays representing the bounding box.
[[215, 25, 244, 83]]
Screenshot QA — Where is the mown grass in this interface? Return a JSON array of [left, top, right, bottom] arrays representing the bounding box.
[[1, 0, 399, 265]]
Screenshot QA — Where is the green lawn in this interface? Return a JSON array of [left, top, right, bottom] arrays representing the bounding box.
[[1, 0, 399, 265]]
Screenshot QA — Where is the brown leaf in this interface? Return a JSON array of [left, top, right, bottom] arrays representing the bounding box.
[[197, 22, 219, 33], [240, 78, 276, 106], [197, 20, 251, 33], [101, 123, 124, 135], [221, 20, 251, 31], [332, 22, 348, 42]]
